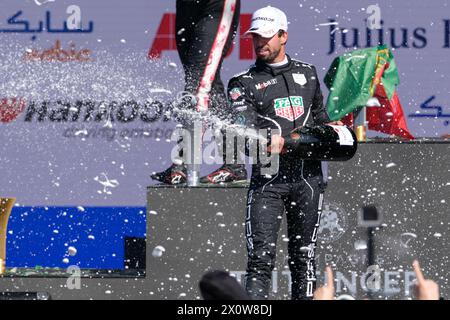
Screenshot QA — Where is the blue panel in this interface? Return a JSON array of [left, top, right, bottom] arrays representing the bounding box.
[[5, 207, 146, 269]]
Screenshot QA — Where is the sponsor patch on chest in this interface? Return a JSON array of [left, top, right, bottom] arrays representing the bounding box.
[[293, 73, 307, 86], [255, 78, 278, 90], [273, 96, 304, 121]]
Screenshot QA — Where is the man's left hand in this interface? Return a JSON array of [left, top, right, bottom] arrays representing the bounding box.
[[326, 120, 344, 126]]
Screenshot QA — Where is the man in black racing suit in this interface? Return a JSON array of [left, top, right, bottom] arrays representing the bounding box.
[[227, 6, 341, 300]]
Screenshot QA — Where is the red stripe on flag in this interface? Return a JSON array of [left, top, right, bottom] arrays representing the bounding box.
[[367, 85, 414, 140]]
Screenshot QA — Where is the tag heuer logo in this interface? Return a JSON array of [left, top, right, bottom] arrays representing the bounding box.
[[273, 96, 304, 121], [229, 88, 243, 100]]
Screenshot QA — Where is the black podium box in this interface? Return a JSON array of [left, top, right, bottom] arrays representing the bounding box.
[[0, 141, 448, 299], [145, 141, 450, 300]]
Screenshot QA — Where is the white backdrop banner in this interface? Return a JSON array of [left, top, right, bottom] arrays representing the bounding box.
[[0, 0, 449, 206]]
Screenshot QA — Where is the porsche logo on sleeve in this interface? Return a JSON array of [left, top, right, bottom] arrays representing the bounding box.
[[273, 96, 304, 121]]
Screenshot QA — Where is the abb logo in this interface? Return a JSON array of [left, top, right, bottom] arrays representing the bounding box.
[[0, 98, 26, 123], [148, 13, 256, 60]]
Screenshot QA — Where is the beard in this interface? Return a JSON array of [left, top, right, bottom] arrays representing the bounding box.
[[256, 45, 282, 64]]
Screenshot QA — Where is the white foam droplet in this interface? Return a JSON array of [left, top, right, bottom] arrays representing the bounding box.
[[173, 158, 183, 166], [386, 163, 396, 168], [68, 246, 77, 256], [354, 240, 368, 250], [152, 245, 166, 258]]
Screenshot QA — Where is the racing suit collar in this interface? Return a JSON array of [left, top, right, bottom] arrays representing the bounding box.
[[255, 54, 293, 76]]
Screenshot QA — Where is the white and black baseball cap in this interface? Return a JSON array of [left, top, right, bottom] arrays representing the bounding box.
[[245, 6, 288, 38]]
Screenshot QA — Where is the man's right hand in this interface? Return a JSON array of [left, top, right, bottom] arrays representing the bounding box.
[[267, 134, 285, 154]]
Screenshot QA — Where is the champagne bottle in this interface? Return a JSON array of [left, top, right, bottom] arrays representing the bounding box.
[[283, 125, 358, 161], [0, 197, 15, 275]]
